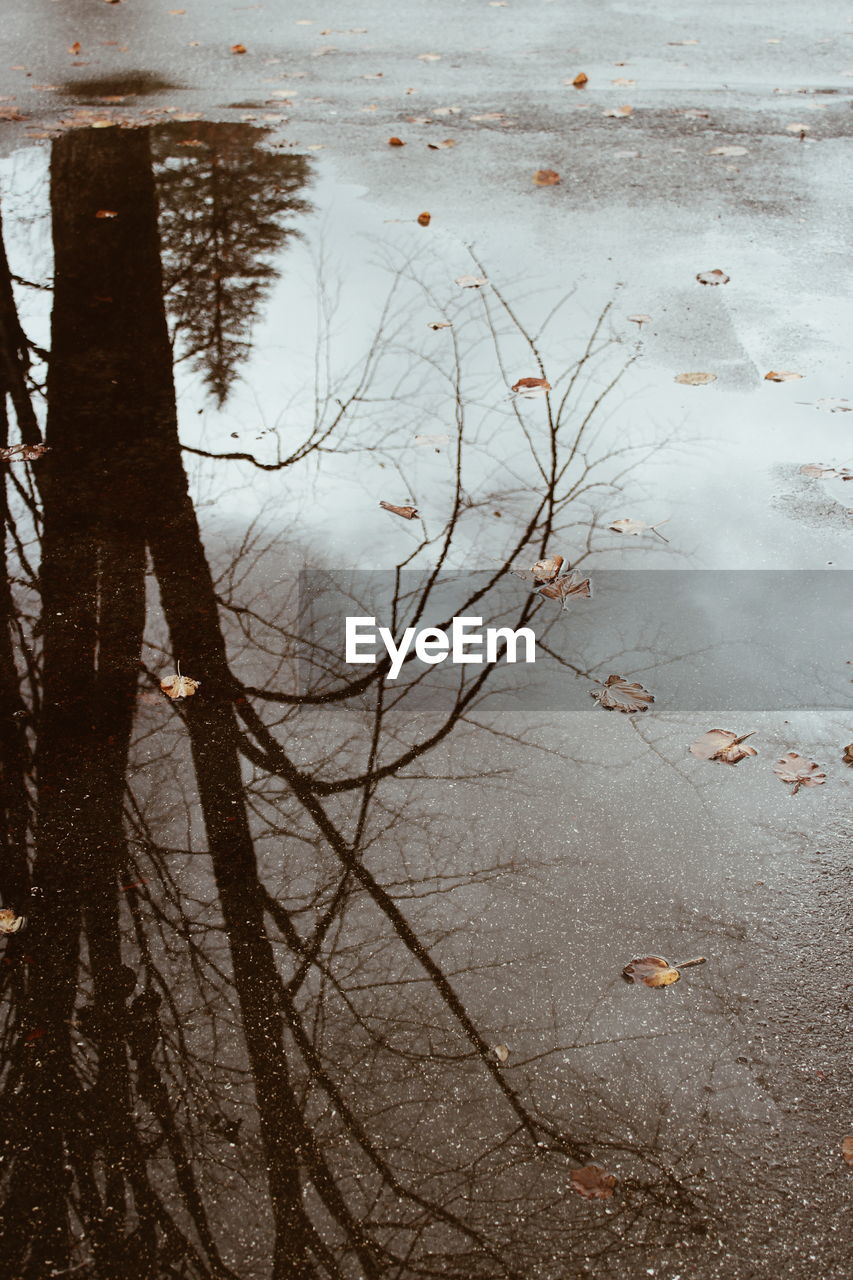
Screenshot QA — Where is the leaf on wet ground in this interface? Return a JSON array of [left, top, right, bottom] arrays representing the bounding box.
[[69, 42, 82, 55], [773, 752, 826, 794], [388, 136, 406, 146], [675, 371, 716, 385], [493, 1044, 510, 1063], [533, 169, 560, 185], [608, 517, 670, 541], [622, 955, 706, 986], [764, 370, 802, 382], [95, 209, 119, 219], [0, 909, 25, 934], [417, 211, 431, 226], [603, 105, 633, 118], [511, 376, 551, 395], [427, 320, 451, 330], [0, 443, 49, 461], [627, 313, 652, 326], [696, 268, 730, 285], [231, 44, 248, 55], [455, 274, 487, 288], [842, 744, 853, 766], [379, 500, 419, 520], [708, 145, 748, 155], [591, 674, 654, 712], [570, 1164, 617, 1199], [160, 672, 201, 700], [538, 570, 591, 607], [690, 729, 757, 765], [571, 72, 589, 87], [512, 554, 564, 584], [427, 138, 457, 149]]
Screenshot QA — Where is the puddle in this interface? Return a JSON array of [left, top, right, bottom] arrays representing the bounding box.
[[0, 124, 849, 1279], [57, 72, 186, 99]]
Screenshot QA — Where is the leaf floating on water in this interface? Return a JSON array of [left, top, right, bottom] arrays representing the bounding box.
[[764, 370, 803, 382], [427, 320, 451, 330], [95, 209, 118, 219], [608, 517, 669, 541], [622, 954, 706, 987], [388, 135, 406, 146], [842, 1135, 853, 1167], [571, 72, 589, 88], [0, 908, 25, 934], [417, 211, 431, 226], [160, 672, 201, 700], [690, 729, 757, 765], [538, 570, 591, 608], [591, 674, 654, 713], [696, 268, 730, 285], [493, 1043, 510, 1063], [455, 274, 487, 289], [570, 1165, 617, 1200], [842, 743, 853, 766], [512, 554, 565, 585], [1, 443, 50, 461], [511, 376, 551, 395], [379, 500, 419, 520], [773, 752, 826, 794], [675, 371, 717, 385], [603, 105, 633, 118], [533, 168, 560, 185], [627, 313, 652, 327]]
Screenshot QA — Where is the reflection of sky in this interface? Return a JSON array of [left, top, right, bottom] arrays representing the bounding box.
[[4, 141, 850, 577]]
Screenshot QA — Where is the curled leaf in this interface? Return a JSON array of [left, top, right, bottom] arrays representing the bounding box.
[[764, 370, 802, 382], [538, 570, 591, 608], [690, 729, 757, 765], [388, 136, 406, 146], [427, 320, 451, 330], [696, 268, 730, 285], [512, 554, 564, 585], [0, 443, 49, 462], [572, 72, 588, 88], [608, 517, 669, 541], [773, 752, 826, 794], [591, 674, 654, 713], [511, 376, 551, 395], [231, 44, 248, 54], [416, 211, 431, 226], [533, 168, 560, 185], [0, 909, 25, 935], [675, 372, 717, 385], [493, 1044, 509, 1063], [842, 743, 853, 766], [160, 673, 201, 700], [570, 1164, 617, 1199], [622, 955, 706, 987], [379, 500, 419, 520]]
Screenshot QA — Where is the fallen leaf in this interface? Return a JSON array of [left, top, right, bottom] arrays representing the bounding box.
[[675, 371, 717, 385], [798, 463, 852, 480], [160, 672, 201, 700], [0, 443, 49, 461], [513, 554, 565, 585], [764, 370, 802, 382], [570, 1165, 617, 1199], [493, 1044, 510, 1063], [69, 42, 82, 55], [417, 211, 431, 226], [841, 744, 853, 766], [608, 517, 669, 541], [95, 209, 118, 219], [627, 313, 652, 327], [538, 570, 591, 608], [231, 44, 248, 55], [388, 135, 406, 146], [0, 909, 25, 934], [427, 320, 452, 330], [622, 954, 706, 986], [511, 376, 551, 395], [708, 145, 748, 156], [696, 268, 730, 285], [690, 729, 757, 765], [379, 500, 419, 520], [591, 674, 654, 713], [773, 752, 826, 794], [842, 1136, 853, 1167], [603, 105, 633, 118], [427, 138, 456, 149], [572, 72, 588, 88], [455, 274, 487, 288], [533, 168, 560, 185]]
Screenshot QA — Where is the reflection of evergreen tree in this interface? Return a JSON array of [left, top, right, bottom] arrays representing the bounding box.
[[153, 123, 309, 405]]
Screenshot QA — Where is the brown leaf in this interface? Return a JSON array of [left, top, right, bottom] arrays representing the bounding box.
[[603, 105, 633, 118], [416, 211, 431, 226], [675, 372, 717, 385], [511, 376, 551, 394], [427, 138, 456, 149], [69, 42, 82, 55], [379, 500, 419, 520], [842, 744, 853, 766], [591, 674, 654, 713], [427, 320, 451, 330], [95, 209, 118, 219], [512, 554, 564, 585], [572, 72, 588, 88], [538, 570, 591, 608], [622, 954, 706, 987], [0, 443, 49, 462], [231, 44, 248, 54], [608, 517, 669, 541], [842, 1135, 853, 1166], [0, 909, 25, 935], [160, 672, 201, 700], [493, 1044, 510, 1063], [690, 729, 757, 765], [773, 752, 826, 794], [570, 1164, 617, 1199], [388, 136, 406, 146], [696, 268, 730, 285], [533, 168, 560, 185], [764, 370, 802, 382]]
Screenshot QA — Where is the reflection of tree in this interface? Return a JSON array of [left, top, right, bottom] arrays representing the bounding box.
[[0, 125, 704, 1280], [154, 123, 309, 406]]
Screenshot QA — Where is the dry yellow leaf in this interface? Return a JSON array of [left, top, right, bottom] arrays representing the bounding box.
[[160, 672, 201, 700]]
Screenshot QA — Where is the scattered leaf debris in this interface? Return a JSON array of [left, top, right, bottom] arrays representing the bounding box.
[[512, 554, 565, 585], [773, 752, 826, 794], [538, 570, 591, 607], [690, 729, 757, 765], [379, 500, 419, 520], [570, 1165, 617, 1199], [591, 674, 654, 713]]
